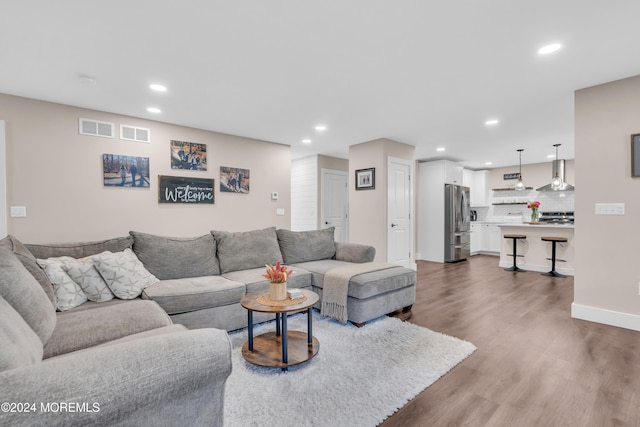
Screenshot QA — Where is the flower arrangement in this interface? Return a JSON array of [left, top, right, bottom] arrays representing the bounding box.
[[527, 200, 541, 222], [262, 258, 293, 283]]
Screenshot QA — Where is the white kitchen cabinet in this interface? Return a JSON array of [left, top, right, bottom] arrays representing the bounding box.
[[470, 223, 482, 254], [444, 161, 463, 185], [487, 224, 502, 253], [463, 169, 489, 207]]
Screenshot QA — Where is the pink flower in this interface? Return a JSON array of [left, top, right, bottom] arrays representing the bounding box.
[[262, 258, 293, 283]]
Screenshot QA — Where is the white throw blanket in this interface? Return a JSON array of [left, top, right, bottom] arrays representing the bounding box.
[[321, 262, 398, 323]]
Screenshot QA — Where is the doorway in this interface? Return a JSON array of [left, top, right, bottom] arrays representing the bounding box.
[[387, 157, 413, 268], [321, 168, 348, 242]]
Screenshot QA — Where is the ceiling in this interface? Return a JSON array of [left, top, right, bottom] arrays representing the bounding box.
[[2, 1, 640, 168]]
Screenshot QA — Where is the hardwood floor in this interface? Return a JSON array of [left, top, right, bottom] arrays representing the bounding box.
[[382, 255, 640, 427]]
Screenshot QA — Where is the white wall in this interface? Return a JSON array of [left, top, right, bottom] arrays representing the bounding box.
[[291, 155, 318, 231]]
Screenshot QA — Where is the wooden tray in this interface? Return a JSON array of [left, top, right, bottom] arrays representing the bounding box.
[[525, 222, 544, 225]]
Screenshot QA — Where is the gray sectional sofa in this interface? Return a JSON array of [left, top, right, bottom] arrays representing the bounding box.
[[0, 227, 416, 426]]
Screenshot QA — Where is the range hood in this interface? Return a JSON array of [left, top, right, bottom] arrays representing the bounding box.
[[537, 159, 575, 191]]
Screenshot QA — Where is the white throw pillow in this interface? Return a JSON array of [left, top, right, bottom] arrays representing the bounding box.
[[37, 257, 88, 311], [62, 255, 114, 302], [92, 249, 158, 299]]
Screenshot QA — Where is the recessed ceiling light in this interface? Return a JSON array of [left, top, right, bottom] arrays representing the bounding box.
[[436, 147, 446, 152], [547, 154, 556, 158], [538, 43, 562, 55], [485, 162, 493, 166], [485, 119, 499, 125], [147, 107, 161, 113], [314, 125, 327, 132], [302, 139, 312, 144], [150, 84, 167, 92]]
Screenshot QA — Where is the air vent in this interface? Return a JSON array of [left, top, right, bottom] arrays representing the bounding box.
[[79, 118, 114, 138], [120, 125, 151, 143]]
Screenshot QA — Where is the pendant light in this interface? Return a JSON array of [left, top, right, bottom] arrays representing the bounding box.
[[550, 144, 564, 190], [514, 149, 526, 191]]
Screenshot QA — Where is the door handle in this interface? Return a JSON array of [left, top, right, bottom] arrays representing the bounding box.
[[391, 223, 398, 227]]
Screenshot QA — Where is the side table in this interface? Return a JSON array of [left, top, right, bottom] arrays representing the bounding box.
[[240, 289, 319, 371]]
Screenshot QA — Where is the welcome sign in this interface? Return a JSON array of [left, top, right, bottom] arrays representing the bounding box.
[[158, 175, 214, 204]]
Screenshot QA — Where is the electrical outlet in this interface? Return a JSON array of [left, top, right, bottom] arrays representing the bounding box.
[[276, 208, 285, 216]]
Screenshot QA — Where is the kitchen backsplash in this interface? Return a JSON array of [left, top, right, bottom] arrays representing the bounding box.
[[474, 189, 575, 222]]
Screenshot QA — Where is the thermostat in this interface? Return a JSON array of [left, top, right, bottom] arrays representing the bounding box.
[[271, 192, 278, 200]]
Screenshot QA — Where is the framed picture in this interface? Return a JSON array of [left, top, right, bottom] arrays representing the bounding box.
[[632, 134, 640, 177], [355, 168, 375, 190], [170, 140, 207, 171], [158, 175, 214, 204], [102, 154, 150, 188], [220, 166, 250, 193]]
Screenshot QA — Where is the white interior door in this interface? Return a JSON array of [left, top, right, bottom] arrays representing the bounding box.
[[387, 157, 413, 268], [321, 169, 348, 242]]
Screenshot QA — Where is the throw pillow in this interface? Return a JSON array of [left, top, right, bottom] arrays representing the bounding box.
[[0, 295, 43, 371], [0, 248, 57, 346], [0, 235, 57, 309], [276, 228, 336, 264], [37, 257, 88, 311], [130, 231, 219, 280], [62, 255, 114, 302], [212, 227, 282, 274], [92, 249, 159, 299]]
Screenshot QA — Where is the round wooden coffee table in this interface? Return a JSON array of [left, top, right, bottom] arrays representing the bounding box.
[[240, 289, 319, 371]]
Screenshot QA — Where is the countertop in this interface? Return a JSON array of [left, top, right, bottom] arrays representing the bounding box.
[[496, 223, 574, 229]]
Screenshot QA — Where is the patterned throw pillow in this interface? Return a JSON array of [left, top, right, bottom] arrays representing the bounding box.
[[36, 257, 88, 311], [62, 256, 114, 302], [92, 249, 158, 299]]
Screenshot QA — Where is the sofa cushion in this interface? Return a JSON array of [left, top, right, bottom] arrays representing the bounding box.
[[25, 236, 134, 259], [0, 295, 43, 371], [62, 256, 114, 302], [293, 260, 416, 299], [212, 227, 282, 274], [130, 231, 219, 280], [43, 299, 172, 358], [0, 235, 56, 309], [142, 276, 245, 314], [37, 257, 88, 311], [92, 249, 159, 299], [0, 248, 57, 346], [222, 266, 312, 294], [276, 228, 336, 264]]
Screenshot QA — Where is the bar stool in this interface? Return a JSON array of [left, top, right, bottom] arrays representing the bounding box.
[[541, 237, 567, 278], [503, 234, 527, 272]]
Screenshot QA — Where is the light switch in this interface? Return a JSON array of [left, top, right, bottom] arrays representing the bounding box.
[[10, 206, 26, 217], [595, 203, 625, 215], [276, 208, 285, 216]]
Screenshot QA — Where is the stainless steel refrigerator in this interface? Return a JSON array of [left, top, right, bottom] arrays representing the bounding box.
[[444, 184, 470, 262]]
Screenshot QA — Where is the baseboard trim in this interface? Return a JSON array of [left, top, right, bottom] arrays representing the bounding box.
[[571, 303, 640, 332], [498, 261, 574, 276]]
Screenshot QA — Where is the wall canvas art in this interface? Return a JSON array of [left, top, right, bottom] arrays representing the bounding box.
[[158, 175, 214, 204], [170, 140, 207, 171], [103, 154, 150, 188], [220, 166, 250, 193]]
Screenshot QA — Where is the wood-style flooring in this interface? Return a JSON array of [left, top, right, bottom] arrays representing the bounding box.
[[382, 255, 640, 427]]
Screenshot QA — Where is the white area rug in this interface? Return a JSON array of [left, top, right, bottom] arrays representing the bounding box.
[[224, 313, 476, 427]]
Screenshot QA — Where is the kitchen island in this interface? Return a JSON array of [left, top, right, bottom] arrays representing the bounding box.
[[498, 223, 574, 276]]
